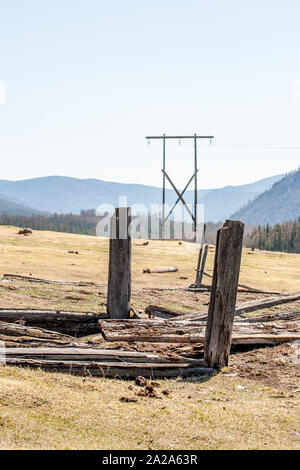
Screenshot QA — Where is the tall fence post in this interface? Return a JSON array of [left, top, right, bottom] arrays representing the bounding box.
[[196, 244, 208, 288], [107, 207, 132, 319], [204, 220, 244, 369]]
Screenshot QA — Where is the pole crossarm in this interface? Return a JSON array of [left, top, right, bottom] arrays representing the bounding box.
[[146, 135, 214, 140]]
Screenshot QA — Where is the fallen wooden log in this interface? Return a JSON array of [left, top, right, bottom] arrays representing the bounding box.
[[99, 319, 204, 343], [147, 310, 300, 324], [99, 318, 300, 345], [140, 287, 186, 291], [2, 273, 104, 287], [0, 322, 76, 348], [0, 309, 107, 336], [173, 292, 300, 321], [148, 310, 300, 323], [187, 286, 281, 294], [145, 305, 185, 319], [202, 271, 281, 295], [237, 310, 300, 323], [235, 293, 300, 315], [3, 347, 213, 378], [143, 266, 178, 274], [3, 347, 199, 363], [187, 286, 211, 292], [3, 358, 213, 378]]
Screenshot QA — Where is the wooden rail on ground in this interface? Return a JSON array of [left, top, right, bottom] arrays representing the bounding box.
[[0, 309, 105, 336], [4, 348, 214, 378], [99, 317, 300, 345]]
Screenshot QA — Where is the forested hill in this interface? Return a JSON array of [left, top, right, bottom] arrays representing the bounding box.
[[231, 168, 300, 225], [0, 174, 282, 222], [245, 218, 300, 253], [0, 195, 42, 216]]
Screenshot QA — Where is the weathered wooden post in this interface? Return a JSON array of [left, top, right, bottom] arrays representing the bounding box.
[[196, 244, 208, 288], [204, 220, 244, 369], [192, 224, 207, 288], [107, 207, 132, 319]]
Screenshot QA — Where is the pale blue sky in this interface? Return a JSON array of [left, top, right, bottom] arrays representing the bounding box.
[[0, 0, 300, 188]]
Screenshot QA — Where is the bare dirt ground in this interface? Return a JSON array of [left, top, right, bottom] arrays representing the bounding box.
[[1, 276, 299, 315], [229, 343, 300, 392]]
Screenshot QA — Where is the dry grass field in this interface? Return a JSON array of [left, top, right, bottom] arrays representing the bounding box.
[[0, 225, 299, 291], [0, 225, 299, 450]]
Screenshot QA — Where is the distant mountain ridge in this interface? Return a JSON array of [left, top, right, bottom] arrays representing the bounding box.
[[0, 194, 42, 216], [231, 168, 300, 225], [0, 173, 283, 222]]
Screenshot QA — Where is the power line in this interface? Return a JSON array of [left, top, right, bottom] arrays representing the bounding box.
[[213, 144, 300, 150], [146, 140, 300, 150]]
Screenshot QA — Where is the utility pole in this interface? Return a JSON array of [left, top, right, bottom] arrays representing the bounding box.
[[162, 134, 166, 238], [146, 134, 214, 240], [194, 134, 198, 234]]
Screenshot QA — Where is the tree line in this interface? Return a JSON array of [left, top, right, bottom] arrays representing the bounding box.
[[1, 210, 299, 253], [244, 218, 300, 253], [0, 211, 222, 242], [0, 211, 102, 236]]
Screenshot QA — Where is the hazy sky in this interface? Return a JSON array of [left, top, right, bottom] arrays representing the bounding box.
[[0, 0, 300, 189]]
